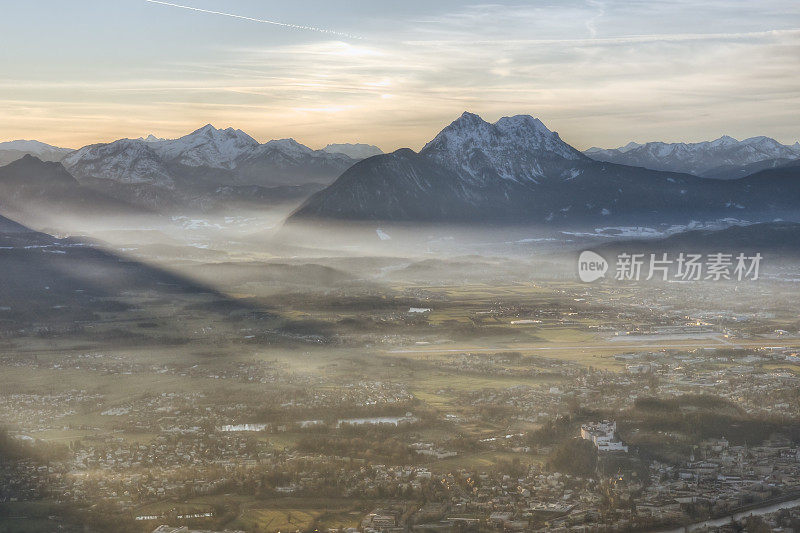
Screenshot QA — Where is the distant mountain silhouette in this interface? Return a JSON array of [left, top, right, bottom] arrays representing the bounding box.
[[0, 139, 72, 167], [594, 221, 800, 257], [0, 155, 143, 216]]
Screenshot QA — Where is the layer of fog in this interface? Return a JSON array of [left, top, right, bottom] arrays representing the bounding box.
[[7, 203, 798, 302]]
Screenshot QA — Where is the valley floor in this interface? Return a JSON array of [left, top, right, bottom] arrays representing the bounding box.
[[2, 217, 800, 533]]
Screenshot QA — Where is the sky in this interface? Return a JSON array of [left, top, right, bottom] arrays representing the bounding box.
[[0, 0, 799, 151]]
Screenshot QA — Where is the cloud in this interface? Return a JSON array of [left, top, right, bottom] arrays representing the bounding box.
[[585, 0, 605, 38], [403, 28, 800, 47], [204, 11, 800, 149], [2, 1, 799, 149]]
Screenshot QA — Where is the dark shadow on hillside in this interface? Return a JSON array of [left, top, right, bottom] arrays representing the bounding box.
[[0, 213, 279, 342]]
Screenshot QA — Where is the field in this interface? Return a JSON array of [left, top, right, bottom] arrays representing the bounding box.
[[237, 505, 363, 532]]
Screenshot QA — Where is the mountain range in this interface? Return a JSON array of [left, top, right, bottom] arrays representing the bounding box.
[[2, 116, 798, 226], [584, 136, 800, 179], [59, 125, 376, 211], [0, 128, 383, 213], [288, 112, 800, 227]]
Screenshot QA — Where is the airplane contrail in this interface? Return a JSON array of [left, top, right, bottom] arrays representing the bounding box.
[[142, 0, 362, 39]]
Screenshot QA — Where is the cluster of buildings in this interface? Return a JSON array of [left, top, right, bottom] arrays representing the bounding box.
[[3, 296, 800, 533]]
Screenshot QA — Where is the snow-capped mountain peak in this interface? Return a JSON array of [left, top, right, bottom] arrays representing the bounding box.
[[709, 135, 738, 147], [451, 111, 486, 127], [421, 112, 493, 152], [621, 141, 642, 152], [420, 112, 584, 184], [495, 114, 579, 158], [495, 114, 548, 133], [139, 134, 166, 143], [151, 125, 259, 169], [194, 124, 216, 134], [62, 139, 175, 187], [423, 112, 579, 159], [740, 135, 788, 154], [192, 124, 257, 146], [261, 138, 314, 156]]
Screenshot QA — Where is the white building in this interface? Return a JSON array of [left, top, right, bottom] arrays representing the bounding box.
[[580, 421, 628, 452]]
